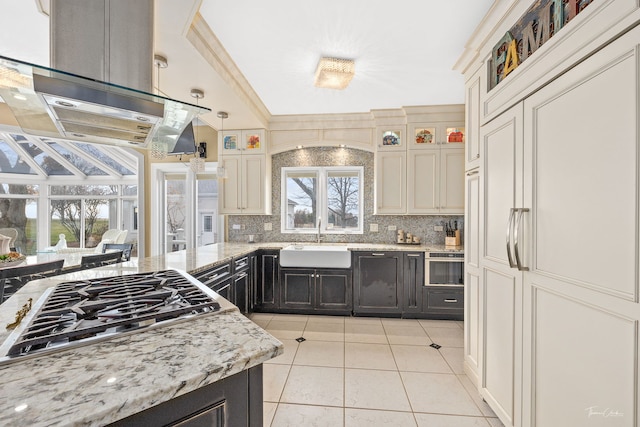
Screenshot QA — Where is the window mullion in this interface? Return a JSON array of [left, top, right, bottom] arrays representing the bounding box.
[[318, 169, 327, 233]]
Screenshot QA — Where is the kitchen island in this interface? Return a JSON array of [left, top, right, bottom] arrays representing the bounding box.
[[0, 244, 285, 427]]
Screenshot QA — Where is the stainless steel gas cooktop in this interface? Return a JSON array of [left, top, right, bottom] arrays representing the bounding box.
[[1, 270, 220, 362]]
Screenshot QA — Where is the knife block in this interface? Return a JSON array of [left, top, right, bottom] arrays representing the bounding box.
[[445, 230, 460, 246]]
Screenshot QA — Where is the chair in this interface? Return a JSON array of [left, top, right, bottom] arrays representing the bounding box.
[[57, 229, 129, 254], [0, 259, 65, 303], [102, 243, 133, 261], [79, 250, 124, 270], [0, 228, 19, 251]]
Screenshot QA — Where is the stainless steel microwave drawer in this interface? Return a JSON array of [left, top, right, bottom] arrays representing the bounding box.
[[424, 287, 464, 310]]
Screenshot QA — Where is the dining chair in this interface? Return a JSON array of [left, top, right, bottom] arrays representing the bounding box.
[[102, 243, 133, 261], [79, 250, 124, 270], [0, 259, 65, 303]]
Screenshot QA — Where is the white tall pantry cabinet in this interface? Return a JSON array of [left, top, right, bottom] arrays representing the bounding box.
[[461, 1, 640, 426]]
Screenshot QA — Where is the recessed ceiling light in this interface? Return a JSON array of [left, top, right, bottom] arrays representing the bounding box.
[[296, 145, 304, 149]]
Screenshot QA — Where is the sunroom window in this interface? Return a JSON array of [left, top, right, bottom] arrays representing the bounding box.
[[282, 166, 363, 234]]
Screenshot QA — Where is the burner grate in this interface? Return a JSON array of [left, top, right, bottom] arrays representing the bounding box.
[[7, 270, 220, 357]]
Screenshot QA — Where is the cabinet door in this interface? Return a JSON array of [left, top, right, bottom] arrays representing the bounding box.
[[464, 168, 481, 384], [241, 155, 265, 214], [480, 103, 524, 427], [233, 271, 249, 314], [408, 123, 438, 150], [280, 268, 314, 310], [375, 151, 406, 214], [316, 269, 352, 313], [376, 126, 406, 151], [465, 69, 482, 169], [439, 147, 465, 214], [219, 155, 241, 213], [248, 253, 257, 312], [241, 130, 266, 154], [521, 27, 640, 427], [406, 150, 438, 214], [256, 251, 279, 310], [402, 252, 424, 314], [353, 252, 403, 314]]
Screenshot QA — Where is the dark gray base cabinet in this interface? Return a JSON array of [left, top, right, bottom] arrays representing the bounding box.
[[422, 286, 464, 320], [108, 365, 263, 427], [280, 268, 352, 315], [254, 250, 279, 311], [353, 251, 403, 315]]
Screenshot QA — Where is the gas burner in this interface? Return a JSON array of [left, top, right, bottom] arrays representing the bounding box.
[[5, 270, 220, 358]]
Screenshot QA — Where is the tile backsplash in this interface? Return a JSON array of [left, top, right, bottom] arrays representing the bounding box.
[[226, 147, 463, 245]]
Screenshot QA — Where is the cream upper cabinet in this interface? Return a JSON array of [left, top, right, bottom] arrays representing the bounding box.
[[465, 67, 482, 170], [406, 146, 464, 214], [375, 151, 406, 214], [218, 129, 270, 215], [219, 154, 270, 215], [220, 129, 266, 155], [376, 146, 464, 215]]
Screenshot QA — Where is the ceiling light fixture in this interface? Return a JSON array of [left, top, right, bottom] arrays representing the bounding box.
[[314, 57, 355, 90], [150, 54, 169, 160], [189, 88, 206, 173]]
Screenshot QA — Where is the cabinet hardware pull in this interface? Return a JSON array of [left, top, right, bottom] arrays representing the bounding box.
[[372, 253, 385, 256], [475, 154, 480, 159], [506, 208, 517, 268], [406, 254, 421, 257], [444, 298, 458, 303], [514, 208, 530, 271], [237, 273, 247, 279], [217, 283, 231, 292], [466, 170, 479, 176], [274, 255, 278, 259]]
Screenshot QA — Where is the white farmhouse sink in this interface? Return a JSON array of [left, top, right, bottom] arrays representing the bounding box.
[[279, 245, 351, 268]]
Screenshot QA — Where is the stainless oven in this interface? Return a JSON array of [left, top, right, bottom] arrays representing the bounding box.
[[425, 251, 464, 286]]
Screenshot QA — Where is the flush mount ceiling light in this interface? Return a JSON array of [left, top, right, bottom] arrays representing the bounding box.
[[314, 57, 355, 90]]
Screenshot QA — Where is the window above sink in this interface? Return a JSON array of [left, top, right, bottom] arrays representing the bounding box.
[[281, 166, 363, 235]]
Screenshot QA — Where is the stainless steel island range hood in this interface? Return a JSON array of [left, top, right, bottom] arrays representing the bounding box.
[[0, 55, 210, 150]]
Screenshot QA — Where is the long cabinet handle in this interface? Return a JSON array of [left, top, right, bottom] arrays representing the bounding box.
[[506, 208, 517, 268], [514, 208, 530, 271], [466, 170, 479, 176], [406, 254, 421, 257], [444, 298, 458, 303], [371, 253, 386, 256], [216, 283, 231, 292]]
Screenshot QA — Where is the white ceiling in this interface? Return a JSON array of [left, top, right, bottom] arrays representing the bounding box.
[[0, 0, 494, 130]]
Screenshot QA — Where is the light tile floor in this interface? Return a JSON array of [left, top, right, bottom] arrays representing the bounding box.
[[252, 313, 505, 427]]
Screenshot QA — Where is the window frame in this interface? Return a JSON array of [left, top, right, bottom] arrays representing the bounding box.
[[281, 166, 364, 235]]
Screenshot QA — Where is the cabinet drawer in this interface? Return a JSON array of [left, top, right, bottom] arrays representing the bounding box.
[[193, 262, 232, 288], [234, 256, 250, 273], [424, 287, 464, 310]]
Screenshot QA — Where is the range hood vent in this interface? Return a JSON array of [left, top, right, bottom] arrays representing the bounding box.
[[0, 55, 210, 150]]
